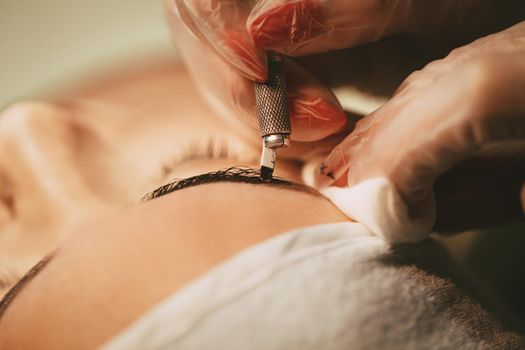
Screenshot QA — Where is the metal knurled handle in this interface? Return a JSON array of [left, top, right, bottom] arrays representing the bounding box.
[[255, 53, 291, 137]]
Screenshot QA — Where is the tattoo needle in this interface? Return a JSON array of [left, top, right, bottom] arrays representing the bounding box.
[[254, 52, 291, 181]]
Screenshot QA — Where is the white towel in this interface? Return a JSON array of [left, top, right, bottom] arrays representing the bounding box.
[[103, 222, 522, 349]]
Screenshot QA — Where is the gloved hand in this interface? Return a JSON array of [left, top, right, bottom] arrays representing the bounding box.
[[312, 22, 525, 241], [164, 0, 497, 149], [166, 0, 524, 242]]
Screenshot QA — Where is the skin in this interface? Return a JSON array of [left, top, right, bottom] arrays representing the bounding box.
[[0, 63, 349, 348]]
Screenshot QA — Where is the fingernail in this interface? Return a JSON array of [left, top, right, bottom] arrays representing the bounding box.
[[289, 95, 348, 142], [248, 0, 327, 50], [312, 143, 350, 188], [313, 163, 349, 188], [222, 30, 268, 82], [312, 161, 337, 188]]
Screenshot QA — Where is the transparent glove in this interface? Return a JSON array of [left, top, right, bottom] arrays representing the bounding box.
[[165, 0, 489, 147], [165, 7, 353, 160], [310, 22, 525, 242]]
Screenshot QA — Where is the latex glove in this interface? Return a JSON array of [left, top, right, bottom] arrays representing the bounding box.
[[310, 22, 525, 242], [165, 0, 348, 148], [165, 0, 497, 150]]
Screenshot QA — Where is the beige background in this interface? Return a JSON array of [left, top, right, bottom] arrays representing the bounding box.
[[1, 0, 175, 108]]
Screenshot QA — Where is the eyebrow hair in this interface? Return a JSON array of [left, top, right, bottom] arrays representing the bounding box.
[[142, 166, 321, 201], [0, 253, 54, 320]]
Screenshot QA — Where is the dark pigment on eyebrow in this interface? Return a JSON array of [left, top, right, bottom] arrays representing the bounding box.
[[142, 166, 320, 201]]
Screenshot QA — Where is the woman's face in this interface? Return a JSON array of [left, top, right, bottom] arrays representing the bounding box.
[[0, 63, 349, 348]]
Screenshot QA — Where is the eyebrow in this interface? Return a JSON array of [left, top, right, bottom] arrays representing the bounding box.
[[142, 166, 321, 201], [0, 253, 54, 320]]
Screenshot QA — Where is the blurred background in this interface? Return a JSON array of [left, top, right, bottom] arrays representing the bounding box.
[[1, 0, 175, 108]]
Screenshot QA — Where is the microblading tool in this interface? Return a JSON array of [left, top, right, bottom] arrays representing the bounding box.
[[255, 52, 291, 181]]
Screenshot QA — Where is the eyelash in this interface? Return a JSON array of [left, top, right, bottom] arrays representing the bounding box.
[[0, 266, 20, 291], [159, 136, 241, 180]]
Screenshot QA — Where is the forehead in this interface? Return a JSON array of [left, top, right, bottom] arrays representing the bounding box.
[[0, 181, 345, 347]]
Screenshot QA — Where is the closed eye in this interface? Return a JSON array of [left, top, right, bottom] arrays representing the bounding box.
[[0, 266, 23, 296], [154, 135, 258, 188]]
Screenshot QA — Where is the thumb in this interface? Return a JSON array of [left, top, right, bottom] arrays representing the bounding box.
[[247, 0, 481, 56]]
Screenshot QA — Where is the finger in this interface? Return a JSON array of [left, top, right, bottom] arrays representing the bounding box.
[[166, 0, 267, 81], [280, 114, 359, 161], [247, 0, 483, 56], [285, 59, 348, 141], [314, 51, 525, 211]]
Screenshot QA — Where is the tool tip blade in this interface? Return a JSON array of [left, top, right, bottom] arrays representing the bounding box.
[[260, 165, 274, 181]]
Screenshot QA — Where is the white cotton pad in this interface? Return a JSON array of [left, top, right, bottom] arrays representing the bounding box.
[[302, 162, 434, 242], [321, 179, 435, 243]]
